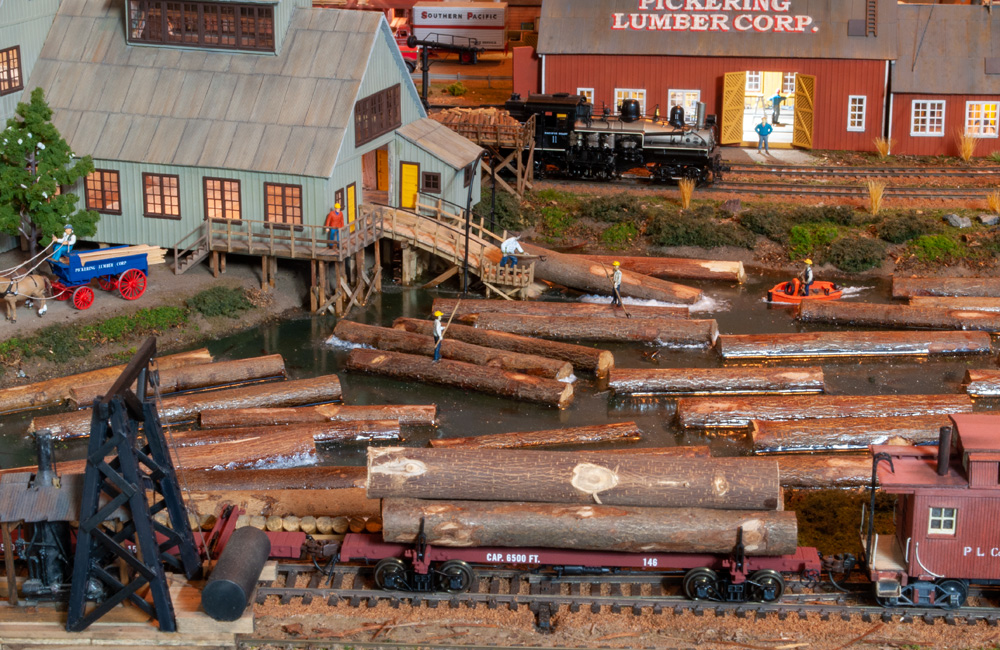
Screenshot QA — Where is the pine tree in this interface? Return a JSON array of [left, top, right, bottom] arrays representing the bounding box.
[[0, 87, 97, 255]]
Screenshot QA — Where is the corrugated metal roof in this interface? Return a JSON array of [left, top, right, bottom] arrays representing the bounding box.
[[537, 0, 897, 61], [397, 118, 483, 169], [26, 0, 386, 177], [0, 472, 127, 523]]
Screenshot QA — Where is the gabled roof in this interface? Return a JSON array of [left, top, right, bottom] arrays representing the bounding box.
[[26, 0, 382, 177], [396, 118, 482, 169]]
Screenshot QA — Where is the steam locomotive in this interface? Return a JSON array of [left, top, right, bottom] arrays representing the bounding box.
[[503, 93, 725, 185]]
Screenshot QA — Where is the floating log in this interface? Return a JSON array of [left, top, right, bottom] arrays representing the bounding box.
[[717, 331, 992, 359], [798, 301, 1000, 332], [368, 447, 782, 510], [177, 466, 367, 491], [776, 454, 874, 489], [610, 367, 824, 396], [893, 277, 1000, 299], [751, 415, 951, 453], [580, 254, 746, 283], [333, 320, 572, 380], [521, 242, 703, 305], [677, 394, 972, 429], [199, 404, 437, 429], [346, 348, 573, 408], [963, 369, 1000, 396], [0, 348, 212, 414], [171, 428, 318, 470], [32, 375, 343, 440], [909, 296, 1000, 312], [68, 354, 287, 407], [381, 498, 798, 555], [167, 420, 400, 447], [432, 298, 688, 321], [428, 422, 643, 449], [394, 317, 613, 375], [472, 313, 718, 347]]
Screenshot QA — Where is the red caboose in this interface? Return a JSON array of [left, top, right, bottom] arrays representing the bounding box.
[[867, 413, 1000, 608]]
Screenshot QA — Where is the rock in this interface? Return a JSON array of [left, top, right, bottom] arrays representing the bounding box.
[[944, 213, 972, 228], [978, 213, 1000, 226]]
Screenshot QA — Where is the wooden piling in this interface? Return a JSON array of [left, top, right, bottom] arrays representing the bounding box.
[[432, 297, 689, 321], [610, 367, 824, 396], [751, 415, 951, 452], [893, 277, 1000, 299], [677, 394, 972, 428], [473, 313, 719, 347], [798, 301, 1000, 332], [199, 404, 437, 429], [717, 331, 992, 359], [428, 422, 643, 449]]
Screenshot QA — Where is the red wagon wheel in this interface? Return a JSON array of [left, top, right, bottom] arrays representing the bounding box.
[[98, 275, 116, 292], [72, 286, 94, 310], [118, 269, 146, 300]]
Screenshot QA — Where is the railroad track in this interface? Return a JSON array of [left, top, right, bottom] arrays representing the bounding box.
[[255, 563, 1000, 633], [727, 164, 1000, 178], [710, 181, 990, 200]]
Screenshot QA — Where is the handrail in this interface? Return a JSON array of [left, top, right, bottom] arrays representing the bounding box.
[[172, 222, 207, 274]]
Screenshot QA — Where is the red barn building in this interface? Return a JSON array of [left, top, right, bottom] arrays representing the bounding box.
[[529, 0, 1000, 156]]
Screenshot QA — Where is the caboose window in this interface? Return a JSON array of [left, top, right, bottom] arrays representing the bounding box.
[[928, 507, 957, 535]]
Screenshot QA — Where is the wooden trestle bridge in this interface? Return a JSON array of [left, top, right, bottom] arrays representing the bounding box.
[[172, 200, 535, 316]]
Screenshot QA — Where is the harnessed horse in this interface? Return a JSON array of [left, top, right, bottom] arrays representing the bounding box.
[[2, 273, 50, 322]]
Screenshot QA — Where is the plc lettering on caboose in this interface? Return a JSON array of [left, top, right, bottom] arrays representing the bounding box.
[[963, 547, 1000, 557]]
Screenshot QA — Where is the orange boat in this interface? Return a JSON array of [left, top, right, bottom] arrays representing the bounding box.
[[767, 279, 843, 304]]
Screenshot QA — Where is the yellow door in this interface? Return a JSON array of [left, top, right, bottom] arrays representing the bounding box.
[[377, 149, 389, 191], [792, 74, 815, 149], [400, 162, 418, 209], [347, 183, 356, 233], [720, 71, 746, 145]]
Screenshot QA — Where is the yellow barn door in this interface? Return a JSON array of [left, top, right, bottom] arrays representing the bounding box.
[[377, 149, 390, 191], [720, 71, 746, 146], [400, 162, 419, 209], [792, 74, 815, 149], [347, 183, 356, 233]]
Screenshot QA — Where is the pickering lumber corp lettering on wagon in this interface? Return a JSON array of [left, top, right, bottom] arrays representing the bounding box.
[[612, 0, 817, 33], [964, 546, 1000, 557]]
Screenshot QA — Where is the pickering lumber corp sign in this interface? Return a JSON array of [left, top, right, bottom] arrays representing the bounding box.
[[612, 0, 818, 33]]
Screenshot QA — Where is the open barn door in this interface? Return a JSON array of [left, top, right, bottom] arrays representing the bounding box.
[[720, 71, 746, 145], [792, 74, 815, 149]]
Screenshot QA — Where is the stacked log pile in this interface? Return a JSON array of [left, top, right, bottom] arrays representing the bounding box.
[[431, 107, 522, 129], [367, 447, 796, 555]]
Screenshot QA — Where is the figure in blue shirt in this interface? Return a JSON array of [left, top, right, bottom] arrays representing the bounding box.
[[770, 89, 786, 125], [755, 117, 773, 154]]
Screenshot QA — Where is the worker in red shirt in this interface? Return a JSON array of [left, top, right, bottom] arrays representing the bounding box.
[[325, 203, 343, 248]]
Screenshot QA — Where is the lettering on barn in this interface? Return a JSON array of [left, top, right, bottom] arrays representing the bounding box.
[[611, 0, 817, 34]]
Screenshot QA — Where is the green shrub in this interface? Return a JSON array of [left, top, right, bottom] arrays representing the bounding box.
[[186, 287, 253, 318], [826, 235, 886, 272], [909, 234, 966, 264], [578, 193, 644, 223], [793, 205, 859, 227], [738, 207, 793, 243], [989, 151, 1000, 164], [875, 212, 938, 244], [600, 222, 638, 250], [444, 81, 467, 96], [648, 210, 755, 249], [538, 205, 574, 238], [788, 223, 839, 261]]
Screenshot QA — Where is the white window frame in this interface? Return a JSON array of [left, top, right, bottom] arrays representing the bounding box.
[[910, 99, 946, 137], [668, 89, 701, 125], [965, 101, 999, 138], [927, 506, 957, 536], [745, 71, 761, 93], [782, 72, 796, 95], [576, 88, 594, 105], [614, 88, 646, 116], [847, 95, 866, 132]]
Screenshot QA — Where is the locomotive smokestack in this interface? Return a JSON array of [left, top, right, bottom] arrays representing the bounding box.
[[33, 429, 57, 488], [937, 426, 953, 476]]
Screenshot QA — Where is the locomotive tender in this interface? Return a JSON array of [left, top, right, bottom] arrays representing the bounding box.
[[503, 93, 725, 184]]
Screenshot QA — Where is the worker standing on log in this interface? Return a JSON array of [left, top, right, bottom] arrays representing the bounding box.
[[611, 261, 623, 306], [432, 310, 444, 362], [500, 235, 523, 267], [799, 259, 814, 297]]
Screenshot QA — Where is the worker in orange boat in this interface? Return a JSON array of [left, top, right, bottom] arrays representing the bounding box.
[[799, 258, 814, 296]]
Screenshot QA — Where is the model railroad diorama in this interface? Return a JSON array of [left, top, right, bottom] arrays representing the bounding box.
[[5, 257, 1000, 648]]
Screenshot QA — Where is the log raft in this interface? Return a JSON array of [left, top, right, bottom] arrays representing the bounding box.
[[345, 348, 574, 408], [199, 404, 437, 428], [610, 367, 824, 396], [677, 394, 972, 428], [69, 354, 287, 407], [797, 301, 1000, 332], [394, 318, 614, 375], [580, 254, 746, 283], [428, 422, 644, 449], [368, 447, 783, 510], [751, 415, 952, 452], [717, 331, 992, 359], [432, 297, 689, 321], [381, 498, 798, 555], [31, 374, 344, 440], [521, 242, 703, 305], [909, 296, 1000, 312], [473, 313, 719, 347], [893, 277, 1000, 299], [332, 320, 572, 379]]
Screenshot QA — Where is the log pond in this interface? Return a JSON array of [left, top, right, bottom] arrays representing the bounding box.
[[1, 270, 997, 471]]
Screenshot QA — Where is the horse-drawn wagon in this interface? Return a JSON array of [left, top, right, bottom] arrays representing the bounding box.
[[49, 246, 149, 309]]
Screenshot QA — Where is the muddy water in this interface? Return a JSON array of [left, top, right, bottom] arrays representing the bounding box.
[[1, 271, 995, 470]]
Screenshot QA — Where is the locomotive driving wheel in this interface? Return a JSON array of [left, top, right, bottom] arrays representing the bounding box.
[[118, 269, 147, 300], [72, 286, 94, 310], [749, 569, 785, 602], [373, 557, 407, 590], [682, 567, 719, 600], [436, 559, 474, 594]]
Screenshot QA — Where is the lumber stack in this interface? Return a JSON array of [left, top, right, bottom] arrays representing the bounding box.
[[610, 367, 824, 396], [717, 331, 992, 359], [369, 447, 796, 555], [77, 244, 166, 266], [797, 301, 1000, 332]]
